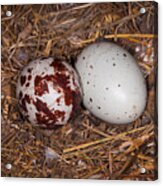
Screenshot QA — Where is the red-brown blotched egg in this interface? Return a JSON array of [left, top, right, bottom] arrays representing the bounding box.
[[16, 57, 82, 128]]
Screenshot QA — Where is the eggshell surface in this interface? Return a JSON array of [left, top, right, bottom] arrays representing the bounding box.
[[75, 42, 147, 124], [16, 57, 81, 128]]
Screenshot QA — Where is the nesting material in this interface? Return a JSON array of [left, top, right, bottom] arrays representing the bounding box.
[[1, 2, 158, 180]]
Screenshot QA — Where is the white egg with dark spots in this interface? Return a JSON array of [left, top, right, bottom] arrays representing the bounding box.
[[16, 57, 82, 128], [75, 42, 147, 124]]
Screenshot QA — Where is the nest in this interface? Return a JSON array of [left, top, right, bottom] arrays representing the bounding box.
[[1, 2, 158, 180]]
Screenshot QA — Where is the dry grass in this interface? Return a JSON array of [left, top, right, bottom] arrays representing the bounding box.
[[1, 2, 158, 180]]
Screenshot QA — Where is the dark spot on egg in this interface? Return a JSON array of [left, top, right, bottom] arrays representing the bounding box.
[[50, 61, 67, 72], [56, 97, 62, 105], [97, 106, 101, 110], [113, 63, 116, 67], [34, 75, 49, 96], [112, 57, 115, 60], [83, 56, 85, 60], [90, 98, 93, 102], [26, 82, 30, 87], [20, 76, 26, 86], [87, 81, 90, 85], [88, 73, 91, 76], [55, 110, 65, 122], [123, 53, 127, 57], [27, 68, 33, 73], [118, 84, 121, 87], [117, 117, 120, 120], [90, 65, 93, 69], [28, 75, 32, 81], [19, 91, 23, 99], [105, 87, 109, 90], [21, 94, 31, 112]]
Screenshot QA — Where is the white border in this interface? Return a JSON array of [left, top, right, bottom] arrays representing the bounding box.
[[0, 0, 157, 5], [1, 0, 162, 186]]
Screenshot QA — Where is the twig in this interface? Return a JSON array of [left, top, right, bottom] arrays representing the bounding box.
[[63, 125, 149, 154], [104, 34, 157, 39]]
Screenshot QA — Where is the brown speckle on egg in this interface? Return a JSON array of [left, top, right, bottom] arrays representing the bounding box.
[[28, 75, 32, 80], [34, 75, 49, 96], [20, 76, 26, 86], [21, 94, 30, 112], [26, 82, 30, 87], [27, 68, 33, 73], [123, 53, 127, 57], [56, 97, 62, 105], [33, 98, 65, 126], [90, 65, 93, 69], [90, 98, 93, 102], [50, 61, 75, 106], [19, 91, 23, 99]]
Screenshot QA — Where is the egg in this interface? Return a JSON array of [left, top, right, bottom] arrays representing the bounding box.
[[16, 57, 82, 128], [75, 42, 147, 124]]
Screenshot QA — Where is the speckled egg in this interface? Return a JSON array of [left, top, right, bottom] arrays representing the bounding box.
[[16, 57, 82, 128], [75, 42, 147, 124]]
